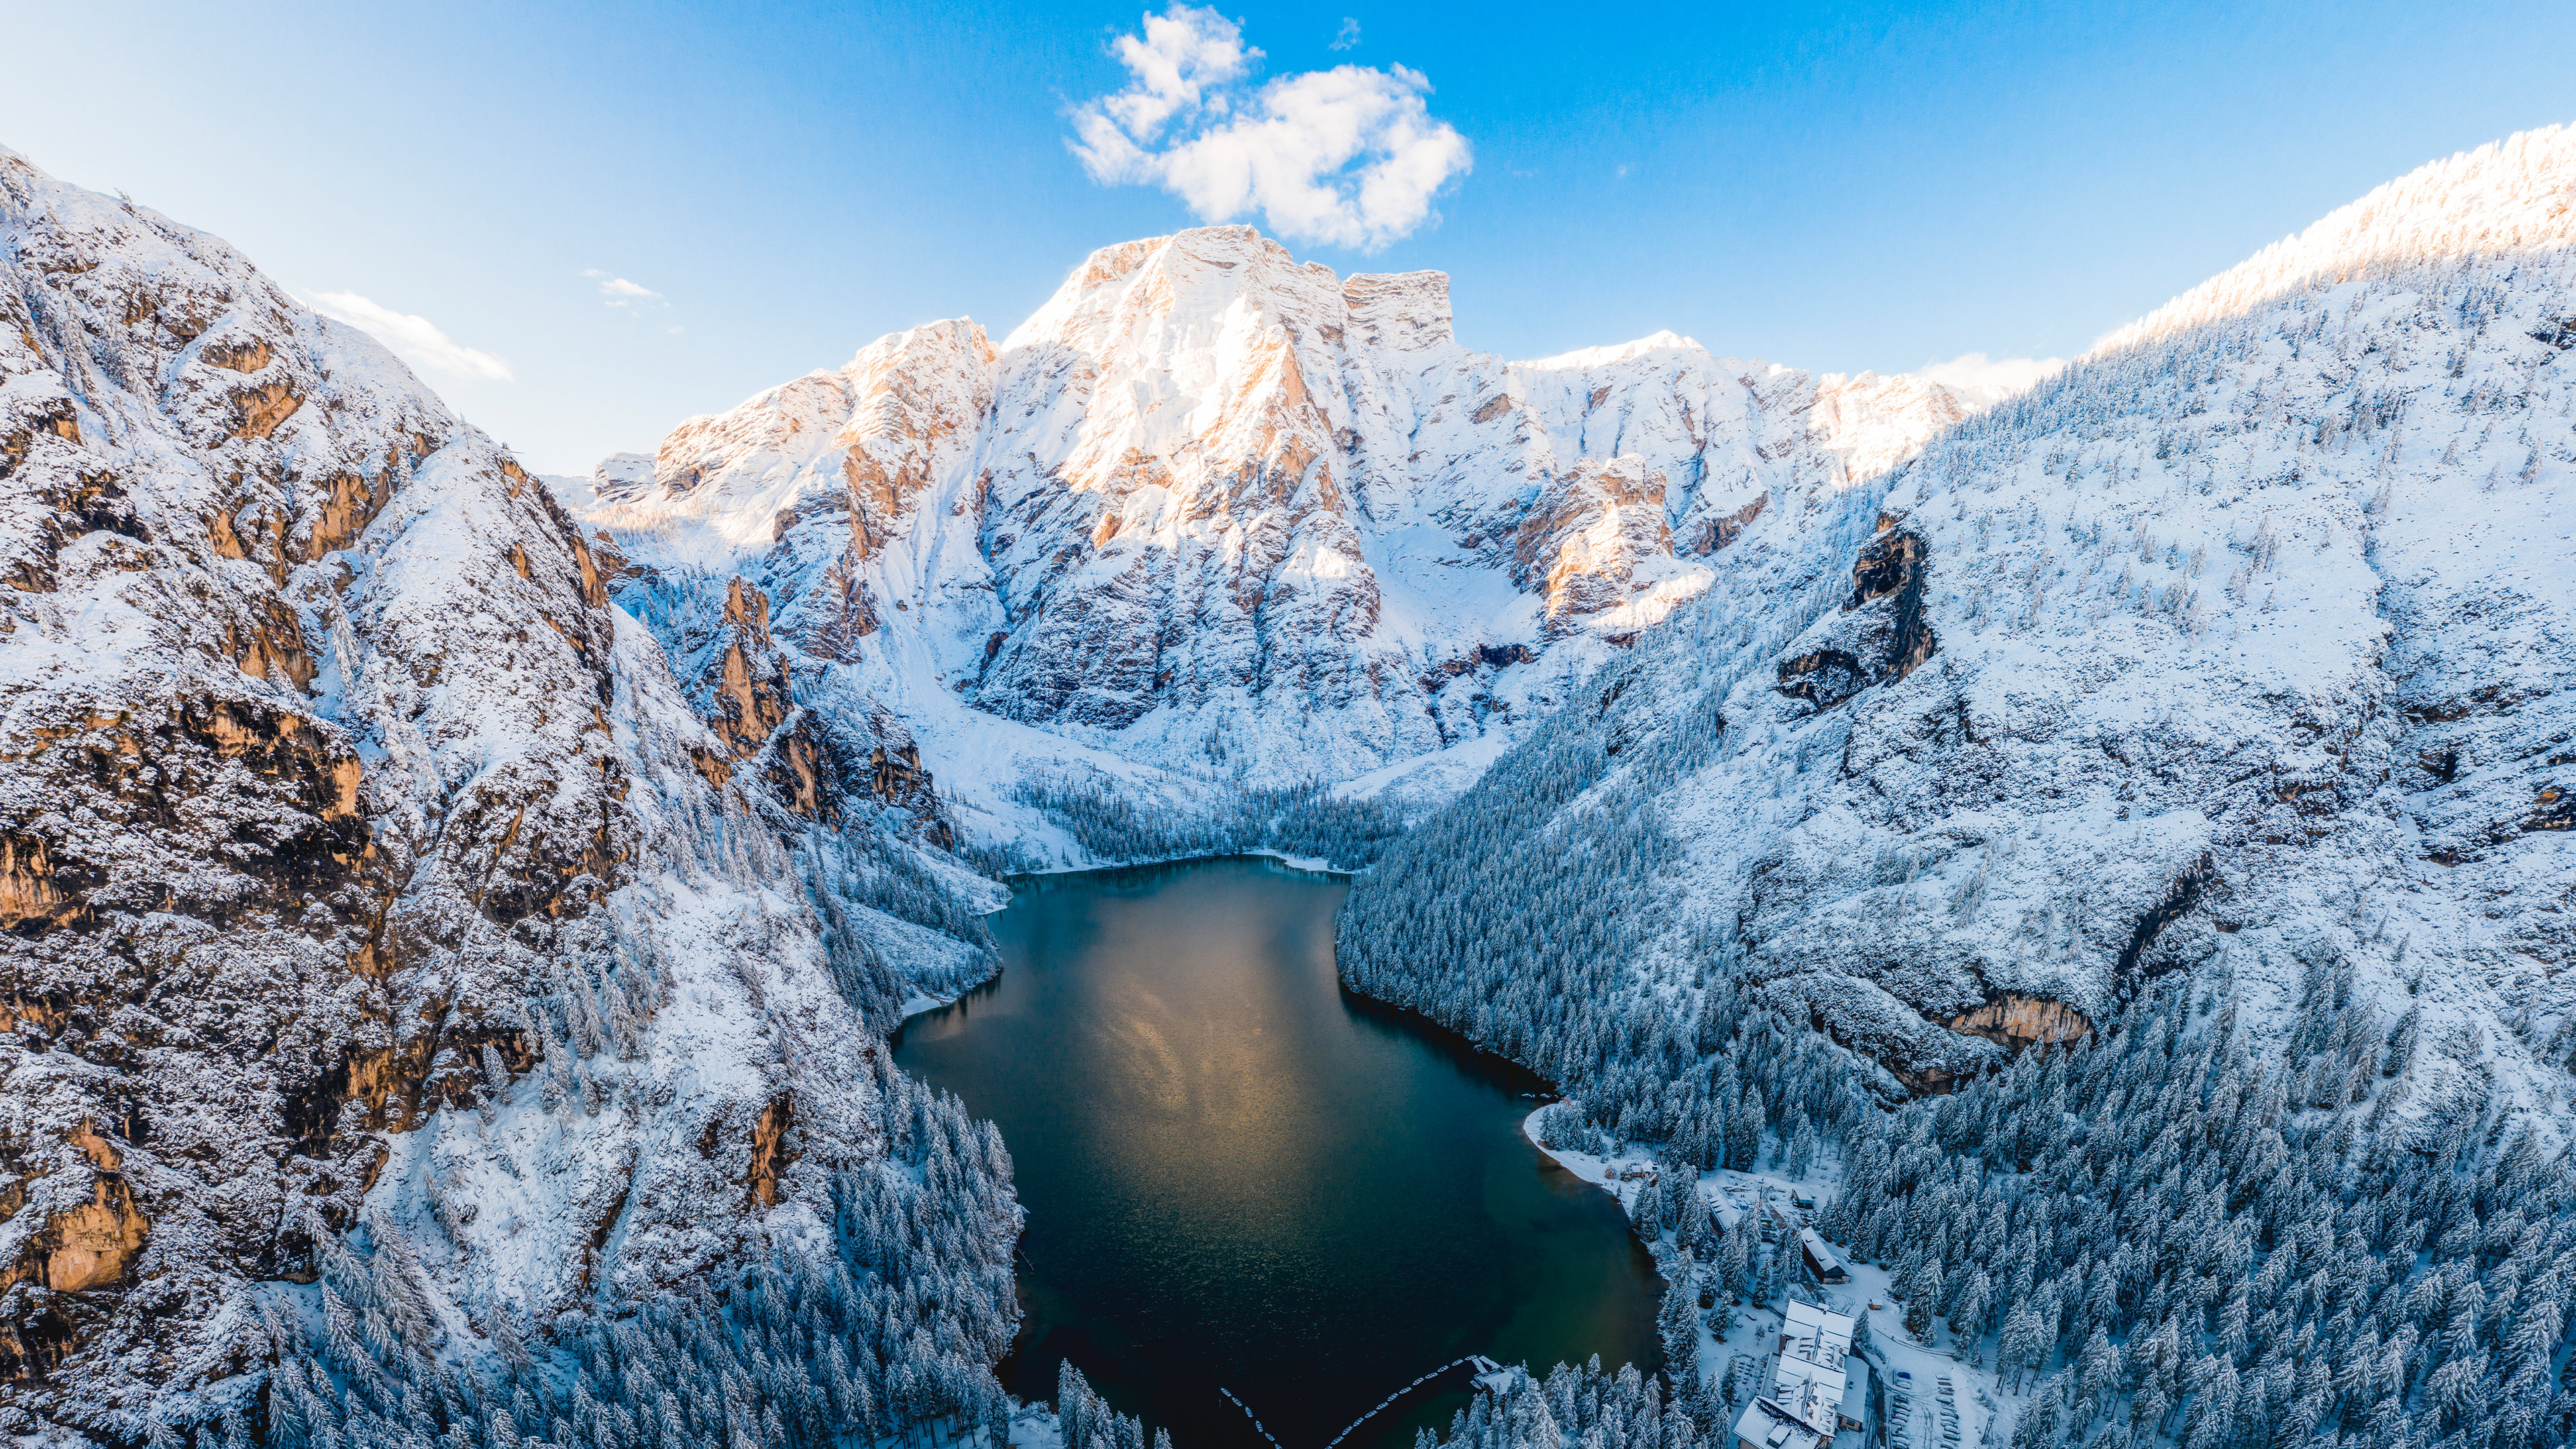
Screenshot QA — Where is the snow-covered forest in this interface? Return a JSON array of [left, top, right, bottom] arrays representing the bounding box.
[[1340, 126, 2576, 1449], [6, 93, 2574, 1449], [263, 1055, 1023, 1449], [0, 142, 1024, 1449]]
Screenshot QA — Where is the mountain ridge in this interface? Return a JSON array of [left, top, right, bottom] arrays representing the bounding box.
[[0, 142, 1012, 1440], [573, 223, 2007, 843], [1342, 120, 2576, 1106], [4, 117, 2575, 1449]]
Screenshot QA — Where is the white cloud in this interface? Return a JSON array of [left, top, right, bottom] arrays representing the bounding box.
[[1915, 351, 2066, 402], [307, 290, 513, 382], [1330, 17, 1360, 50], [582, 268, 665, 310], [1071, 4, 1469, 252]]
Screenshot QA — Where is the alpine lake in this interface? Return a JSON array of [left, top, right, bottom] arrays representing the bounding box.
[[892, 857, 1664, 1449]]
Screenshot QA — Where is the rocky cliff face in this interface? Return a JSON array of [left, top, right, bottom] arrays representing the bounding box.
[[1348, 124, 2576, 1104], [0, 148, 998, 1437], [580, 227, 1996, 813], [30, 109, 2570, 1444]]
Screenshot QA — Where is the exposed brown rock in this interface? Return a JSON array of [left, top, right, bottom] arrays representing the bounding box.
[[2527, 783, 2569, 833], [0, 1308, 76, 1386], [207, 502, 247, 561], [282, 1023, 533, 1155], [227, 381, 301, 440], [201, 338, 270, 373], [1776, 529, 1937, 710], [1848, 529, 1918, 604], [228, 598, 317, 689], [299, 470, 387, 559], [567, 526, 612, 609], [1507, 455, 1675, 633], [0, 1175, 148, 1295], [804, 551, 881, 658], [1850, 529, 1937, 681], [725, 574, 771, 635], [66, 1122, 120, 1173], [1946, 993, 2093, 1050], [766, 724, 833, 821], [1884, 1061, 1962, 1096], [1689, 491, 1766, 555], [184, 698, 366, 822], [0, 833, 76, 930], [0, 995, 68, 1037], [747, 1094, 796, 1208], [1775, 648, 1872, 711], [1, 397, 82, 483], [712, 578, 793, 757], [867, 741, 940, 816]]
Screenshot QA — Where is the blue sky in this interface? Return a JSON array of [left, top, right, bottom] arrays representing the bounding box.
[[7, 0, 2574, 474]]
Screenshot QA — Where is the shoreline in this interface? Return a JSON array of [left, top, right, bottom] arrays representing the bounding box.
[[998, 847, 1358, 883], [1518, 1108, 2009, 1449]]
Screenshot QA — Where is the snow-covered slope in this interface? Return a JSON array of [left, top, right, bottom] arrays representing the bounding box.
[[1342, 132, 2576, 1449], [0, 146, 1008, 1438], [1346, 123, 2576, 1109], [26, 103, 2574, 1447], [578, 227, 2000, 826]]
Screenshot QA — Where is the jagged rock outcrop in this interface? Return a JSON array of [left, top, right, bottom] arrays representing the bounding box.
[[0, 146, 996, 1436], [710, 576, 794, 756], [606, 553, 961, 846], [1503, 455, 1700, 636], [1775, 528, 1937, 711]]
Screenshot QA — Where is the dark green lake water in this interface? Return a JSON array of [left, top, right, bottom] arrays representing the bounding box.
[[891, 857, 1662, 1449]]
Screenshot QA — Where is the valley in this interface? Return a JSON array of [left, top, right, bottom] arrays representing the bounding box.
[[1, 115, 2571, 1449], [892, 858, 1662, 1449]]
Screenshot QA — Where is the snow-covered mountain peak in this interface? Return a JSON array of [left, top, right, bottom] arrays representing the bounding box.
[[586, 316, 992, 578], [994, 226, 1346, 496], [1000, 223, 1330, 358], [2101, 121, 2576, 352], [579, 224, 2005, 796], [1517, 329, 1705, 371]]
